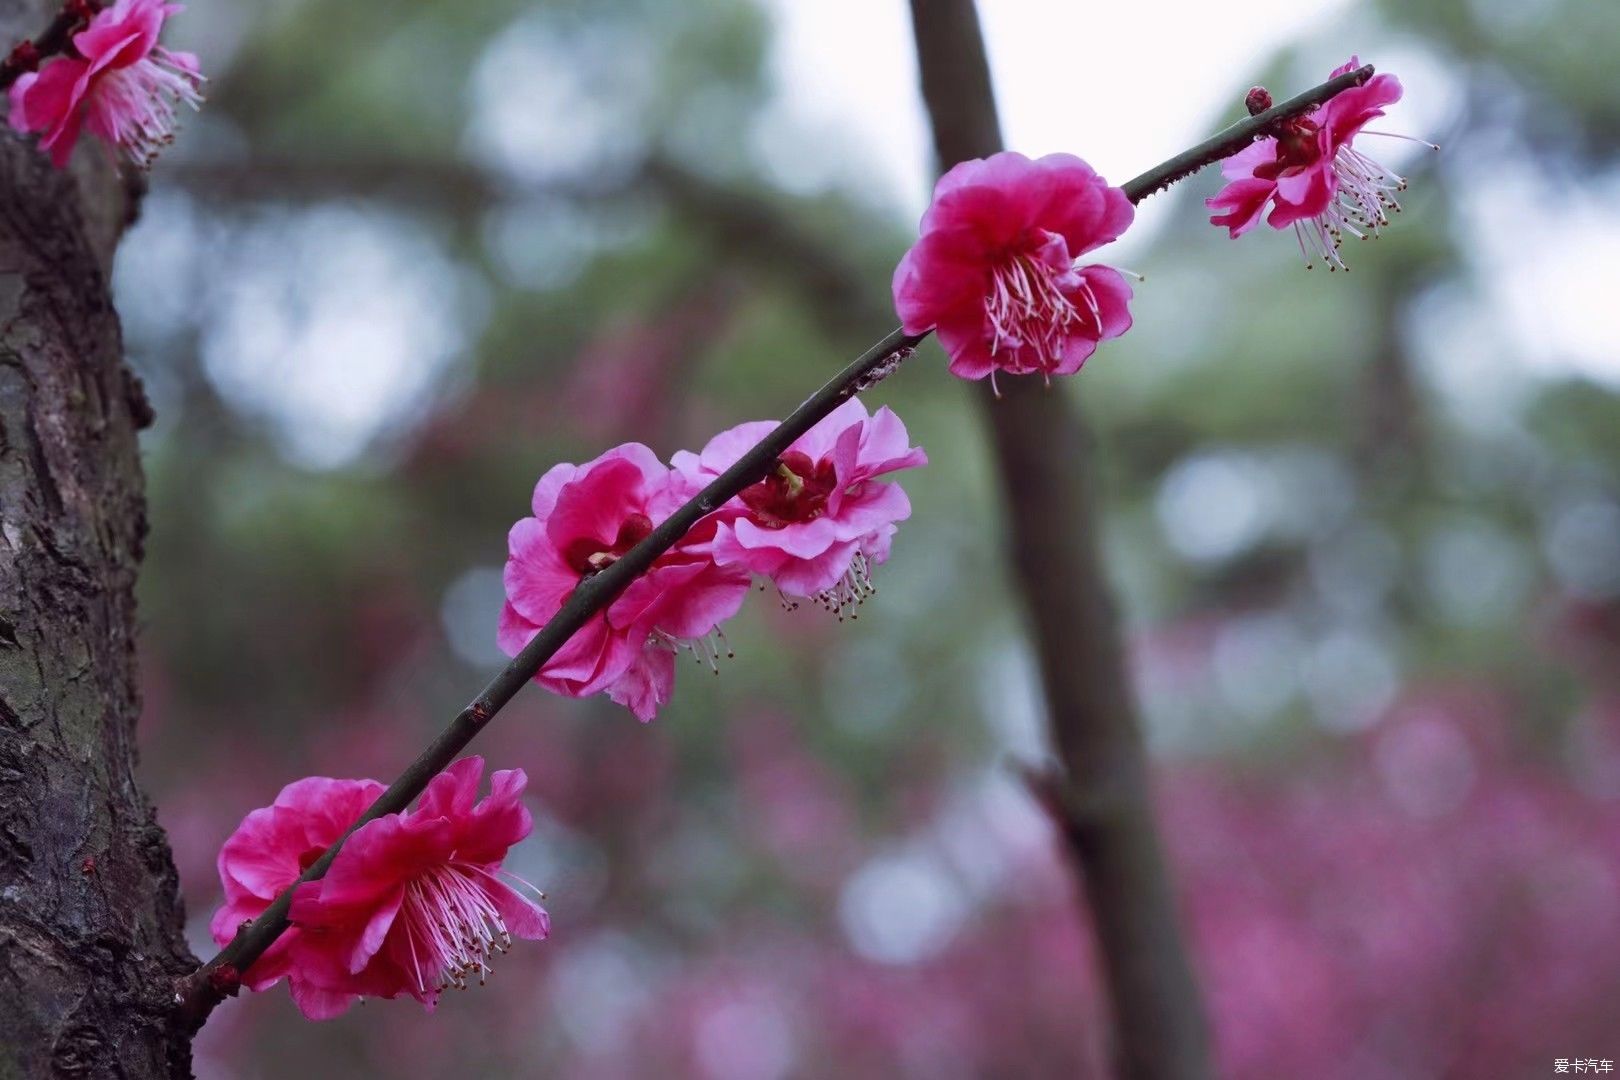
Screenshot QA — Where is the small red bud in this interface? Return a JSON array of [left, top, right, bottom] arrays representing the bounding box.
[[1245, 86, 1273, 116], [207, 964, 242, 999], [80, 856, 96, 875], [63, 0, 98, 23], [6, 40, 41, 72]]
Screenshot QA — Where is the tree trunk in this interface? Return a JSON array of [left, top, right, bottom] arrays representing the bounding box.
[[905, 3, 1212, 1077], [0, 7, 196, 1073]]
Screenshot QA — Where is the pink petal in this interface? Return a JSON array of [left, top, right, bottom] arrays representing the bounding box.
[[275, 776, 387, 844], [936, 308, 996, 382], [858, 406, 928, 476], [496, 600, 541, 658], [769, 539, 862, 597], [414, 757, 483, 822], [345, 885, 404, 975], [504, 517, 578, 626], [537, 616, 633, 695], [491, 881, 551, 940], [1207, 177, 1277, 237], [543, 456, 651, 552], [709, 525, 791, 578], [1051, 334, 1099, 377], [794, 398, 868, 463], [1075, 266, 1133, 342], [893, 228, 993, 333], [215, 806, 301, 900], [1025, 154, 1134, 256], [823, 420, 865, 516], [531, 461, 579, 519], [1220, 138, 1279, 181], [732, 515, 843, 561], [74, 0, 165, 66], [606, 647, 676, 722], [826, 481, 911, 542], [613, 559, 750, 641], [1268, 164, 1335, 227], [458, 768, 534, 863], [1322, 73, 1404, 145], [696, 420, 779, 476], [10, 59, 92, 167], [289, 979, 358, 1021]]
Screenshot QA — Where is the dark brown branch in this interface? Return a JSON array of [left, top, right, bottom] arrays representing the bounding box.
[[174, 58, 1376, 1032]]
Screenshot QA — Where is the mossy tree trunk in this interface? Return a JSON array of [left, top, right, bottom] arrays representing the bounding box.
[[0, 3, 195, 1073]]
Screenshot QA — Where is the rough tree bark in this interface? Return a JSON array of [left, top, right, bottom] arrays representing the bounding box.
[[0, 2, 196, 1074], [905, 3, 1212, 1078]]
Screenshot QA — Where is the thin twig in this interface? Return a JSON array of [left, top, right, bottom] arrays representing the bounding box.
[[1120, 63, 1373, 200], [172, 62, 1374, 1029]]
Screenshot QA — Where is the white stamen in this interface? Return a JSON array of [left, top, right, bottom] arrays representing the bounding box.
[[810, 551, 878, 621], [94, 49, 204, 169], [400, 862, 520, 998], [984, 252, 1087, 376]]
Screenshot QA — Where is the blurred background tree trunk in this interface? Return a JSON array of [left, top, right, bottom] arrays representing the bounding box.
[[905, 3, 1211, 1077], [0, 4, 196, 1073]]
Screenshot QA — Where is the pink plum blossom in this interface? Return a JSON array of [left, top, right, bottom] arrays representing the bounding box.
[[892, 151, 1136, 389], [7, 0, 203, 169], [499, 443, 750, 721], [212, 758, 549, 1020], [1207, 57, 1425, 269], [210, 775, 384, 1002], [672, 399, 925, 616]]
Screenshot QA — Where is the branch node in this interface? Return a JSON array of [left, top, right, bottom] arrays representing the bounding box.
[[6, 40, 40, 74], [206, 964, 242, 999]]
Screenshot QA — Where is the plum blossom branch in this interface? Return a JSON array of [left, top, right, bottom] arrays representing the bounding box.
[[1121, 62, 1373, 201], [173, 61, 1377, 1030], [0, 0, 98, 91], [174, 324, 921, 1028]]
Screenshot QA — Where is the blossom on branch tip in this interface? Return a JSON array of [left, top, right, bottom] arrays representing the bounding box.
[[210, 759, 549, 1019], [672, 399, 926, 617], [7, 0, 202, 169], [892, 151, 1137, 389], [499, 443, 750, 722], [1206, 57, 1430, 269]]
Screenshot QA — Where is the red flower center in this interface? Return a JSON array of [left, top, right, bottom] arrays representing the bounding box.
[[562, 513, 654, 576], [1255, 117, 1323, 180], [297, 846, 326, 872], [740, 451, 838, 528]]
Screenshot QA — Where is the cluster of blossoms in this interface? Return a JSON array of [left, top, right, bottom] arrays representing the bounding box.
[[6, 0, 202, 169], [212, 757, 549, 1019], [499, 399, 927, 722], [886, 59, 1419, 397], [1208, 57, 1426, 269], [192, 55, 1427, 1028]]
